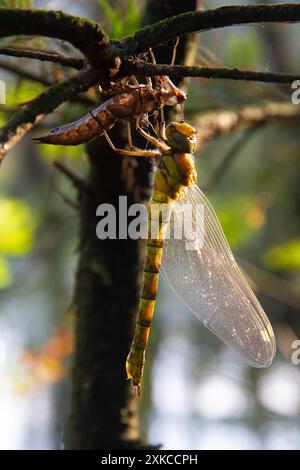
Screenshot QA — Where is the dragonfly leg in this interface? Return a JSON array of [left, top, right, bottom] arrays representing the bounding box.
[[131, 75, 140, 86], [159, 105, 166, 141], [146, 76, 153, 88], [152, 111, 161, 137], [148, 47, 156, 65], [178, 102, 185, 123], [148, 47, 162, 89], [126, 121, 133, 148], [103, 131, 160, 158], [152, 104, 166, 143], [171, 36, 180, 65], [145, 113, 162, 141], [157, 37, 180, 143], [135, 116, 168, 152]]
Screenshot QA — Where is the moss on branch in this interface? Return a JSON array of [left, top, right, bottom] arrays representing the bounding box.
[[121, 3, 300, 54], [0, 8, 113, 67]]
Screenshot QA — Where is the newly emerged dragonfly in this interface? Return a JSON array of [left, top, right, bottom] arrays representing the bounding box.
[[35, 36, 276, 391], [101, 120, 276, 393]]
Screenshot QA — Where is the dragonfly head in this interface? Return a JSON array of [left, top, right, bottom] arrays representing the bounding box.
[[166, 122, 198, 153]]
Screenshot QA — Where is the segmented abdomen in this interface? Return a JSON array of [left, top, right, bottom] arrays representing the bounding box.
[[126, 189, 174, 388], [126, 153, 197, 390]]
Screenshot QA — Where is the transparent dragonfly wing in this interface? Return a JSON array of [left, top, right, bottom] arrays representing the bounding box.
[[161, 185, 276, 367]]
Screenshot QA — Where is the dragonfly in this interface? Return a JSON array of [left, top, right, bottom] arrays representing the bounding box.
[[102, 120, 276, 394], [35, 37, 276, 392]]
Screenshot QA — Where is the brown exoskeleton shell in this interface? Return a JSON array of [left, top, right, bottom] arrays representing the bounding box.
[[35, 77, 187, 146]]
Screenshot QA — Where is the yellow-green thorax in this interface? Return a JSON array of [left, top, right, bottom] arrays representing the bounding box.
[[154, 122, 198, 201]]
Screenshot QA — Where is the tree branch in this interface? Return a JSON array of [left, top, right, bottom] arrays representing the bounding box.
[[203, 128, 257, 192], [194, 102, 300, 145], [0, 46, 84, 69], [1, 4, 300, 162], [0, 59, 53, 87], [0, 67, 103, 162], [130, 62, 300, 84], [240, 259, 300, 312], [121, 3, 300, 54], [3, 5, 300, 70], [0, 60, 96, 106], [0, 8, 113, 67], [54, 161, 90, 192], [197, 102, 300, 191]]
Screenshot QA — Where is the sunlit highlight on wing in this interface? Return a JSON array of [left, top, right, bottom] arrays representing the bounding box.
[[161, 185, 276, 367]]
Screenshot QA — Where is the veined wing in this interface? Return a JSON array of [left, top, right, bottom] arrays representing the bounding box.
[[161, 185, 276, 367]]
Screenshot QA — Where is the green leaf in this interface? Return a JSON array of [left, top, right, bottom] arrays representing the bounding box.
[[225, 31, 262, 69], [0, 198, 36, 255], [6, 81, 44, 108], [100, 0, 117, 22], [214, 196, 265, 249], [0, 255, 11, 288], [0, 0, 32, 7], [123, 0, 142, 36], [98, 0, 142, 39], [263, 238, 300, 272], [38, 140, 84, 161]]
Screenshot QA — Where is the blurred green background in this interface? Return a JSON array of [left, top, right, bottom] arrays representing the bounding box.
[[0, 0, 300, 449]]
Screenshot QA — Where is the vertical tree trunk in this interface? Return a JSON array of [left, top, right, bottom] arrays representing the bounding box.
[[64, 130, 149, 449], [64, 0, 198, 450]]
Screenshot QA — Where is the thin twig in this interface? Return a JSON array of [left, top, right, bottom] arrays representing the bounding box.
[[129, 62, 300, 84], [240, 259, 300, 312], [0, 59, 53, 86], [0, 46, 84, 69], [0, 59, 96, 107], [54, 161, 90, 193], [196, 102, 300, 191], [203, 128, 257, 192], [55, 186, 80, 210]]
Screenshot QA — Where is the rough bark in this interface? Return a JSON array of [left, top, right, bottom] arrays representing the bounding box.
[[64, 131, 148, 449]]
